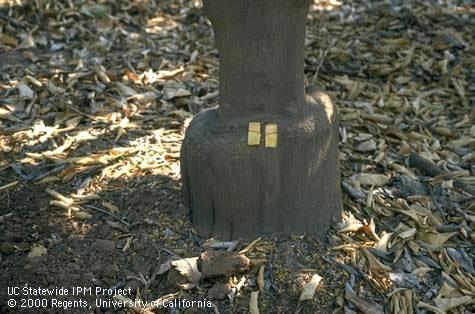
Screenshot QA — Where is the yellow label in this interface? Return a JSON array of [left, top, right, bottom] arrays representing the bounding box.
[[265, 123, 278, 148], [248, 122, 261, 146]]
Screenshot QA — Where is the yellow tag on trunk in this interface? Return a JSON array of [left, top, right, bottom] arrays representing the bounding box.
[[248, 122, 261, 146], [265, 123, 278, 148]]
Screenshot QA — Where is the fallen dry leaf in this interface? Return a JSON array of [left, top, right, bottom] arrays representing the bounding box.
[[299, 273, 323, 301], [27, 245, 47, 259]]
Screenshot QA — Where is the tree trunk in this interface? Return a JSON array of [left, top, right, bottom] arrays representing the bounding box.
[[181, 0, 342, 240]]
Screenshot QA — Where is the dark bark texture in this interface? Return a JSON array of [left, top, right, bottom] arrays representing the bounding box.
[[181, 0, 342, 240]]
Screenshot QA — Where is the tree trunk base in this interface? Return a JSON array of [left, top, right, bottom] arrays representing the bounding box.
[[181, 92, 342, 240]]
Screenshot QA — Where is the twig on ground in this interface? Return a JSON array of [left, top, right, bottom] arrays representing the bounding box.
[[84, 204, 130, 227]]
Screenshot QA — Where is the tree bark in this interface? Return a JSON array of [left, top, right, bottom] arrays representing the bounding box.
[[181, 0, 342, 240]]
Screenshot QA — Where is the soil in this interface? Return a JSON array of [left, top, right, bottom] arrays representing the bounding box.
[[2, 0, 473, 313], [0, 162, 347, 313]]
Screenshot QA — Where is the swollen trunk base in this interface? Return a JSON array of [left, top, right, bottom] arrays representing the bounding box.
[[180, 0, 342, 240]]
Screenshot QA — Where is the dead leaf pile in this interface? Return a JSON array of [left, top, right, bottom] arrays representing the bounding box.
[[0, 0, 474, 313]]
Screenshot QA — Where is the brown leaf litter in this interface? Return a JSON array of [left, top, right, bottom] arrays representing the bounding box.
[[0, 0, 474, 313]]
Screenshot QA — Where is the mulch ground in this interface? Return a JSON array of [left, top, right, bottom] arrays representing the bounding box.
[[0, 0, 474, 313]]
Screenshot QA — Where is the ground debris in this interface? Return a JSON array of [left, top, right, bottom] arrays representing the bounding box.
[[197, 251, 250, 279], [0, 0, 474, 312]]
